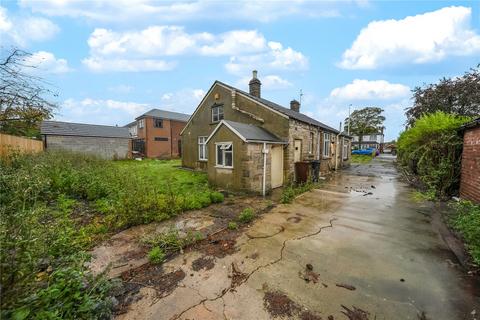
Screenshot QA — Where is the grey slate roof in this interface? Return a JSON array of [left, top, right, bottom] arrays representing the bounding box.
[[41, 121, 131, 138], [136, 109, 190, 122], [217, 81, 339, 133], [223, 120, 285, 143], [460, 117, 480, 130]]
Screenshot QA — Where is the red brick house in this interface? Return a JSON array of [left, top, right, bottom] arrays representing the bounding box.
[[459, 118, 480, 204], [126, 109, 190, 159]]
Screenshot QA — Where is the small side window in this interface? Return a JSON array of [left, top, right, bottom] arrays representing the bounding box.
[[154, 119, 163, 128], [212, 105, 224, 122]]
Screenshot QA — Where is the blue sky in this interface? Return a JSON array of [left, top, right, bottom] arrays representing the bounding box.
[[1, 0, 479, 140]]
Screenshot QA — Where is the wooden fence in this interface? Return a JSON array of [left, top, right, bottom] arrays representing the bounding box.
[[0, 133, 43, 156]]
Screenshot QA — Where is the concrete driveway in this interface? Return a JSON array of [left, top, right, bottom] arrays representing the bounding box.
[[119, 156, 479, 320]]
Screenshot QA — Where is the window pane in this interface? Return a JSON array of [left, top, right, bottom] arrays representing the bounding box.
[[225, 151, 232, 167], [218, 106, 224, 120], [217, 145, 223, 165]]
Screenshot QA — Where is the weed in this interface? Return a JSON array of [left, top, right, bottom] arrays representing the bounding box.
[[148, 247, 166, 264], [448, 200, 480, 265], [281, 181, 318, 204], [210, 191, 225, 203], [228, 221, 238, 230], [411, 190, 436, 202], [238, 208, 255, 223]]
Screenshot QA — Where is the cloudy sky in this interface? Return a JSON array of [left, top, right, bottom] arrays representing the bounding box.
[[1, 1, 479, 140]]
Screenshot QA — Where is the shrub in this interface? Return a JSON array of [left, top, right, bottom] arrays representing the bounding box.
[[449, 201, 480, 265], [228, 221, 238, 230], [210, 191, 225, 203], [238, 208, 255, 223], [148, 247, 166, 264], [397, 112, 471, 198]]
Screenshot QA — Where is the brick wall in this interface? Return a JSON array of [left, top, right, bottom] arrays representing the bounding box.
[[45, 135, 130, 159], [137, 117, 186, 159], [460, 126, 480, 204]]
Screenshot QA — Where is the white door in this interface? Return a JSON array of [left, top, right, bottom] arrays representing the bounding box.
[[294, 139, 302, 162], [271, 146, 284, 188]]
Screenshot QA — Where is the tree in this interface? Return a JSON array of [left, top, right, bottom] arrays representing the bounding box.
[[405, 65, 480, 127], [344, 107, 385, 147], [0, 48, 57, 137]]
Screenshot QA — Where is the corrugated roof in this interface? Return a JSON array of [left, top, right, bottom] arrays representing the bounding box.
[[136, 109, 190, 122], [41, 121, 131, 138], [217, 81, 339, 133], [224, 120, 285, 143]]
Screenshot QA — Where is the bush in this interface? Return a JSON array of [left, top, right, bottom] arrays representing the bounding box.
[[449, 201, 480, 265], [228, 221, 238, 230], [238, 208, 255, 223], [148, 247, 166, 264], [397, 112, 471, 198], [210, 191, 225, 203]]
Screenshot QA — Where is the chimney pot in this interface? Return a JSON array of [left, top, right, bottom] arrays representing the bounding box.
[[290, 99, 300, 112], [249, 70, 261, 98]]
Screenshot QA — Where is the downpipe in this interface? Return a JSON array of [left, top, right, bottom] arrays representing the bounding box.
[[262, 142, 268, 197]]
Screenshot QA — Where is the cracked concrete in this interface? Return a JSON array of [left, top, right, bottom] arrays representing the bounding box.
[[117, 155, 480, 320]]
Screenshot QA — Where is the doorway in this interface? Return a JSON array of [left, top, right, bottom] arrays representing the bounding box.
[[271, 145, 284, 188], [294, 139, 302, 162]]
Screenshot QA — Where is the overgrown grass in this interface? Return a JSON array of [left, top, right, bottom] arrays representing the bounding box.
[[0, 150, 219, 318], [448, 201, 480, 266], [238, 208, 255, 223], [351, 154, 374, 164], [411, 190, 436, 202]]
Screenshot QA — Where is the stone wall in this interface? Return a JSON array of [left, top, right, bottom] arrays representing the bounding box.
[[242, 143, 272, 193], [45, 135, 130, 159], [286, 119, 320, 181]]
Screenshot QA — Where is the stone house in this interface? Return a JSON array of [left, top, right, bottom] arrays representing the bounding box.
[[181, 71, 351, 194], [459, 117, 480, 204], [41, 120, 131, 159], [126, 109, 190, 159]]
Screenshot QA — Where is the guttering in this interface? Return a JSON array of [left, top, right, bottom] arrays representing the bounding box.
[[262, 142, 267, 197]]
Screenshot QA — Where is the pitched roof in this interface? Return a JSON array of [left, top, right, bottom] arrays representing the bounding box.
[[41, 121, 131, 138], [216, 81, 339, 133], [136, 108, 190, 122], [206, 120, 286, 144], [460, 117, 480, 131]]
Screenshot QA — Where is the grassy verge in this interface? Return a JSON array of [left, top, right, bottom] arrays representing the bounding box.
[[448, 200, 480, 266], [351, 154, 374, 164], [0, 151, 221, 318]]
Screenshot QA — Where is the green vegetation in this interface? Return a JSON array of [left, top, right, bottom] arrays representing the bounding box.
[[351, 154, 374, 164], [148, 247, 166, 264], [281, 181, 319, 204], [0, 150, 220, 318], [397, 112, 471, 198], [228, 221, 238, 230], [448, 201, 480, 266], [142, 227, 203, 255], [411, 190, 436, 202], [238, 208, 255, 223], [210, 191, 225, 203]]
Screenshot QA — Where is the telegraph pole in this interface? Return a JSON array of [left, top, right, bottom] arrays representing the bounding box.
[[347, 104, 352, 135]]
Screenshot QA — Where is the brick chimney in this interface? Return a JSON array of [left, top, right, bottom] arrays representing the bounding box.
[[249, 70, 261, 98], [290, 99, 300, 112]]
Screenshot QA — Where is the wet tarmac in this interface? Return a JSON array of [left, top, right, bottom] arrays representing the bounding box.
[[116, 155, 480, 320]]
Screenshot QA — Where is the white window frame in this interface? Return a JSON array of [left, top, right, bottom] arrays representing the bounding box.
[[138, 119, 144, 128], [215, 142, 233, 168], [343, 139, 349, 160], [212, 105, 224, 122], [323, 133, 330, 158], [198, 136, 208, 161], [309, 132, 314, 154], [370, 134, 376, 141]]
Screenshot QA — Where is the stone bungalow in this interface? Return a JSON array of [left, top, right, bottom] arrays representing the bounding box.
[[181, 71, 351, 194]]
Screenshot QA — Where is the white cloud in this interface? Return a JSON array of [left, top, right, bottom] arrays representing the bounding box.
[[24, 51, 71, 74], [340, 6, 480, 69], [329, 79, 410, 101], [83, 26, 307, 73], [58, 98, 150, 125], [108, 85, 134, 94], [160, 88, 206, 114], [0, 6, 59, 46], [20, 0, 359, 23], [225, 42, 308, 76], [236, 74, 293, 90]]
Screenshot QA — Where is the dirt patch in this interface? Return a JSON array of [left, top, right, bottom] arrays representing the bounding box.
[[230, 262, 248, 289], [341, 305, 370, 320], [300, 264, 320, 284], [192, 229, 240, 258], [263, 290, 301, 318], [191, 256, 215, 271], [287, 216, 302, 223], [121, 264, 186, 294]]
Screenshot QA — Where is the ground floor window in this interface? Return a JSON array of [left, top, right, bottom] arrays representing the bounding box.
[[216, 142, 233, 168], [323, 133, 330, 158], [198, 136, 208, 160], [343, 139, 349, 160]]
